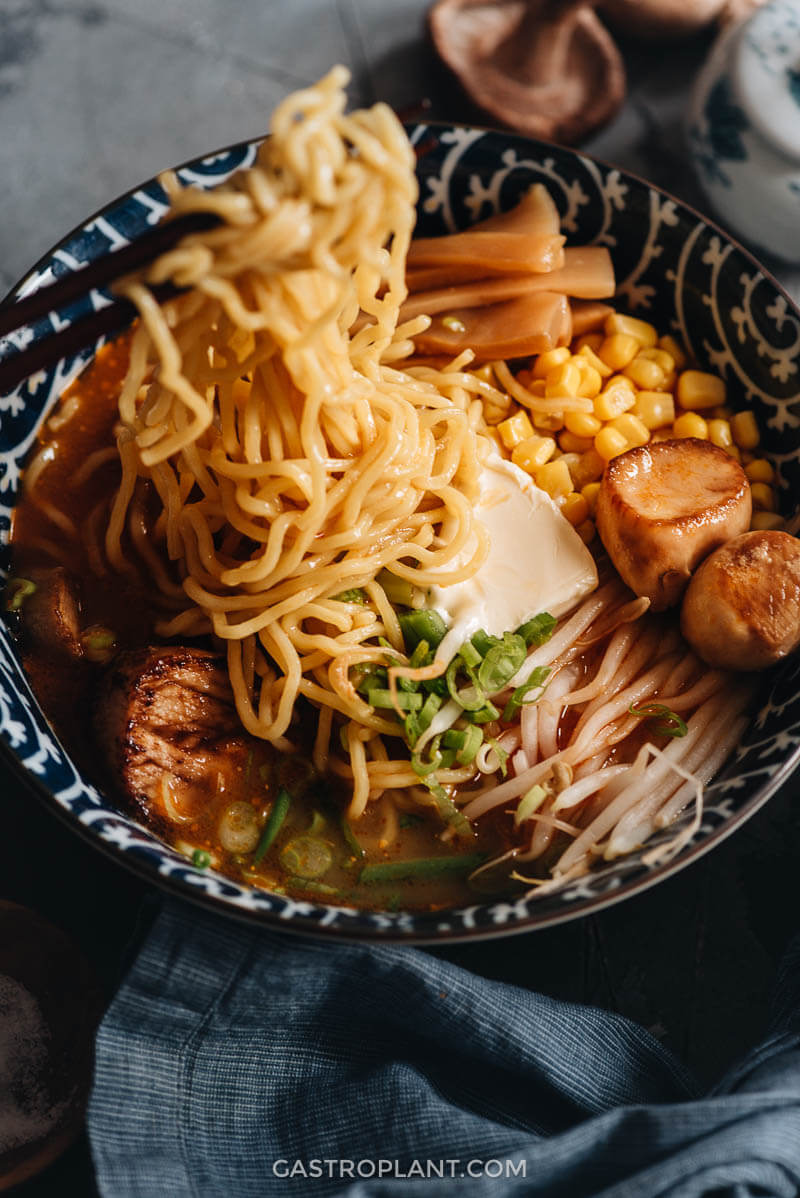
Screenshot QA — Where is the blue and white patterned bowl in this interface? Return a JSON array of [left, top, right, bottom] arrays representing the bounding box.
[[2, 125, 800, 942]]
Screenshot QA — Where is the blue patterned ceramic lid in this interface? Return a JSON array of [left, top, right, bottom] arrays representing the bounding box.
[[733, 0, 800, 161]]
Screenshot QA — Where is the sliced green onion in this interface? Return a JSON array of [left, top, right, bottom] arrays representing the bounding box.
[[253, 786, 291, 864], [502, 666, 550, 722], [465, 700, 500, 725], [192, 849, 211, 869], [458, 640, 482, 669], [279, 836, 333, 879], [409, 640, 430, 670], [352, 663, 388, 696], [471, 629, 498, 657], [442, 724, 483, 765], [516, 611, 556, 647], [514, 784, 548, 826], [629, 702, 688, 738], [477, 631, 526, 693], [424, 778, 473, 837], [486, 737, 509, 777], [80, 625, 118, 663], [411, 735, 444, 777], [398, 609, 448, 653], [330, 588, 367, 604], [376, 569, 414, 608], [307, 810, 327, 837], [359, 852, 485, 884], [368, 687, 423, 712], [445, 657, 486, 712], [4, 577, 36, 611], [341, 815, 366, 861]]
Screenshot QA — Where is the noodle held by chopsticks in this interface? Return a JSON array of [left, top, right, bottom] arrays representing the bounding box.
[[106, 68, 488, 805]]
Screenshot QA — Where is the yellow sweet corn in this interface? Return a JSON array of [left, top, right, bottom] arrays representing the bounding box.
[[572, 449, 606, 488], [751, 511, 784, 531], [574, 361, 604, 399], [657, 334, 687, 370], [511, 435, 556, 473], [577, 343, 613, 379], [574, 332, 604, 353], [750, 482, 775, 511], [594, 426, 630, 462], [731, 410, 760, 450], [535, 458, 573, 499], [597, 333, 640, 372], [560, 492, 590, 527], [564, 410, 603, 438], [609, 413, 650, 449], [677, 370, 726, 410], [745, 458, 774, 484], [633, 391, 675, 430], [532, 347, 571, 378], [581, 481, 602, 514], [497, 410, 535, 449], [604, 313, 658, 348], [545, 360, 583, 398], [576, 519, 597, 545], [673, 411, 708, 439], [707, 418, 733, 450], [623, 354, 668, 391], [594, 382, 636, 422], [559, 430, 595, 455]]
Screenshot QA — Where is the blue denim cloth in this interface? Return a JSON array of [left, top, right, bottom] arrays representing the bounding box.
[[87, 901, 800, 1197]]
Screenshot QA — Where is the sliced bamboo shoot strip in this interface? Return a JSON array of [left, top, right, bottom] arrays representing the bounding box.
[[407, 230, 565, 274], [412, 291, 571, 360]]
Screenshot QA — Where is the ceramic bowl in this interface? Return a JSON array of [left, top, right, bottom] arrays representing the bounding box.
[[2, 125, 800, 942], [687, 0, 800, 262]]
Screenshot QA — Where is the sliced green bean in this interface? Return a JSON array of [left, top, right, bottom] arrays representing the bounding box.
[[341, 814, 366, 861], [359, 853, 486, 884], [253, 786, 291, 864]]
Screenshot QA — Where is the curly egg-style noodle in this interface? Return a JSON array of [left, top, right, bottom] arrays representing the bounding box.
[[104, 66, 492, 815]]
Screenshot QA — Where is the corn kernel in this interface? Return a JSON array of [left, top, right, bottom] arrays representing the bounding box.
[[750, 482, 775, 510], [576, 518, 597, 545], [594, 382, 636, 422], [534, 412, 564, 432], [482, 403, 509, 426], [594, 426, 630, 462], [572, 449, 606, 488], [577, 343, 613, 378], [751, 511, 784, 531], [559, 430, 595, 454], [707, 418, 733, 450], [511, 435, 556, 473], [497, 410, 534, 449], [597, 333, 640, 372], [650, 428, 675, 443], [633, 390, 675, 430], [604, 313, 658, 347], [673, 411, 709, 439], [677, 370, 726, 410], [574, 361, 604, 399], [574, 332, 603, 353], [545, 360, 582, 398], [726, 443, 742, 462], [525, 379, 547, 398], [581, 481, 602, 513], [535, 458, 574, 499], [532, 347, 571, 378], [564, 410, 603, 438], [638, 347, 676, 374], [558, 452, 581, 480], [561, 492, 590, 527], [731, 410, 760, 450], [610, 413, 650, 449], [484, 427, 504, 452], [472, 363, 496, 385], [623, 355, 668, 391], [745, 458, 774, 484], [658, 334, 687, 370]]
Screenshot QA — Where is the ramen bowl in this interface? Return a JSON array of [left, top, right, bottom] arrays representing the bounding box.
[[1, 124, 800, 941]]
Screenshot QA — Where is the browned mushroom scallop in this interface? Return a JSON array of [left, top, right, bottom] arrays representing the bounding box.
[[680, 530, 800, 670], [595, 438, 752, 610]]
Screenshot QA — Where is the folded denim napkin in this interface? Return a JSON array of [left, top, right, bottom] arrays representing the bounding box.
[[88, 901, 800, 1197]]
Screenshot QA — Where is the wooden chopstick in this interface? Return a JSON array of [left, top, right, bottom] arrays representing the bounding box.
[[0, 210, 220, 395]]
